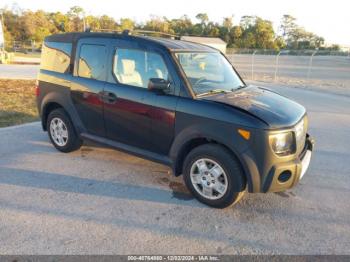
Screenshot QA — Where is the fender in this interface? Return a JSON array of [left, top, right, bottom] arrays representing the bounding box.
[[169, 123, 258, 192], [40, 84, 86, 134], [169, 122, 250, 175]]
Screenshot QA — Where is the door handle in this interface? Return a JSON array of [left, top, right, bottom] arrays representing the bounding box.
[[100, 91, 118, 104], [106, 92, 117, 103]]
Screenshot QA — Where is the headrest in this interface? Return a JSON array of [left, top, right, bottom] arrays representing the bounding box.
[[121, 59, 135, 75]]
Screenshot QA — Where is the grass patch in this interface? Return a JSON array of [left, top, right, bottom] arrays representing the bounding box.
[[0, 79, 39, 127]]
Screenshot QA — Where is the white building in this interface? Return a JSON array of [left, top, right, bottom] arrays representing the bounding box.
[[180, 36, 227, 54]]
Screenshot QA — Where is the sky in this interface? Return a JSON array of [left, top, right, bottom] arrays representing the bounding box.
[[1, 0, 349, 46]]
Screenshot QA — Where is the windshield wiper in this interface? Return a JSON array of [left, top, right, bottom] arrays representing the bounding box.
[[197, 85, 246, 97], [233, 85, 246, 91], [196, 89, 229, 97]]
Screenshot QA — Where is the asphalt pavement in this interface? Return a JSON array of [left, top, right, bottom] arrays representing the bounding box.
[[0, 64, 39, 79], [0, 84, 349, 254]]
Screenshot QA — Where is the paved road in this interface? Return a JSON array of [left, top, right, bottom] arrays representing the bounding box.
[[0, 64, 39, 79], [0, 84, 350, 254]]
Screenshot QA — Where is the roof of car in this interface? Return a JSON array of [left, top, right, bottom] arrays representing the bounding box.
[[45, 32, 218, 52]]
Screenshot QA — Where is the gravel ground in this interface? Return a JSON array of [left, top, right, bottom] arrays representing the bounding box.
[[0, 84, 349, 254]]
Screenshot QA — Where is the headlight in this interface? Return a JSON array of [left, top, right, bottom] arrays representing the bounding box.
[[295, 119, 304, 141], [269, 132, 295, 156]]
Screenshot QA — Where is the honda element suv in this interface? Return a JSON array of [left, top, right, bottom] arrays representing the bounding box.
[[36, 31, 314, 208]]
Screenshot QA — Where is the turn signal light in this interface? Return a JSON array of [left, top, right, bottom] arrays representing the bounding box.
[[238, 129, 250, 140], [35, 80, 40, 97]]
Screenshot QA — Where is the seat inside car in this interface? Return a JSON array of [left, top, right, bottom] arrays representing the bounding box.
[[117, 59, 144, 87]]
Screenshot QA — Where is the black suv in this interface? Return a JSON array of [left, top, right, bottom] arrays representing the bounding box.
[[36, 31, 314, 208]]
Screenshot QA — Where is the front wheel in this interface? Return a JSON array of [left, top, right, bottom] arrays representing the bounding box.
[[183, 144, 245, 208], [47, 108, 82, 153]]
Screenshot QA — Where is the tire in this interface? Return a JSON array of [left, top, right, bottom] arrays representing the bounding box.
[[183, 144, 246, 208], [47, 108, 82, 153]]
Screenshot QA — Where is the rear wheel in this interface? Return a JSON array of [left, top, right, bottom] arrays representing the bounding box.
[[47, 108, 82, 152], [183, 144, 245, 208]]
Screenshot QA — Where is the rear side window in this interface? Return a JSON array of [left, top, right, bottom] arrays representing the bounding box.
[[41, 42, 72, 73], [78, 44, 107, 81]]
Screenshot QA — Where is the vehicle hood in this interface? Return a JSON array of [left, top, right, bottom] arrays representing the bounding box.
[[202, 85, 305, 129]]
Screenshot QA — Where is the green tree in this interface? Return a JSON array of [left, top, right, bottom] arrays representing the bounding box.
[[1, 8, 22, 40], [85, 15, 101, 31], [280, 15, 297, 40], [99, 15, 117, 30], [67, 6, 85, 31], [229, 25, 243, 47], [329, 44, 340, 51], [237, 17, 276, 49], [143, 16, 172, 33], [240, 16, 256, 30], [49, 12, 70, 32], [274, 36, 286, 50], [195, 13, 209, 34], [0, 5, 330, 51], [20, 10, 55, 42], [170, 15, 192, 35], [207, 25, 220, 37], [195, 13, 209, 25], [222, 16, 233, 32], [280, 15, 324, 49], [67, 6, 84, 18], [119, 18, 134, 31], [254, 18, 275, 49], [314, 36, 325, 48]]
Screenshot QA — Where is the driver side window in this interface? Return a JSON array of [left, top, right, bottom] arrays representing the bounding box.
[[112, 48, 169, 89]]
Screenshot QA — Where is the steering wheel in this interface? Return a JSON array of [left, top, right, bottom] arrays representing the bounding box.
[[192, 77, 207, 88]]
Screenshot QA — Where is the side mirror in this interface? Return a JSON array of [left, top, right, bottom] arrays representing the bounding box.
[[148, 78, 170, 93]]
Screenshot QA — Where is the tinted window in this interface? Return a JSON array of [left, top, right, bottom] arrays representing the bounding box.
[[78, 44, 107, 80], [41, 42, 72, 73], [113, 48, 169, 88]]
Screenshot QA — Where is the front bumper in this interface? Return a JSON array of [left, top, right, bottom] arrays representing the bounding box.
[[264, 134, 315, 192]]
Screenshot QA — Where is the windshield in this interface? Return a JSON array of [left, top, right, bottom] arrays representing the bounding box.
[[175, 52, 245, 96]]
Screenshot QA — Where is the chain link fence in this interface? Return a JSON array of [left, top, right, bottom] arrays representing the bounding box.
[[4, 40, 41, 53], [1, 41, 41, 64], [226, 49, 350, 89]]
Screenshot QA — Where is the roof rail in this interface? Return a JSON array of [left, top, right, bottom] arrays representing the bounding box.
[[88, 28, 123, 34], [85, 28, 180, 39], [132, 30, 180, 39]]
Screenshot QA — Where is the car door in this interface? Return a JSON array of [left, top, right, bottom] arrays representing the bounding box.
[[147, 51, 181, 155], [103, 40, 154, 150], [103, 40, 179, 153], [70, 38, 110, 137]]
